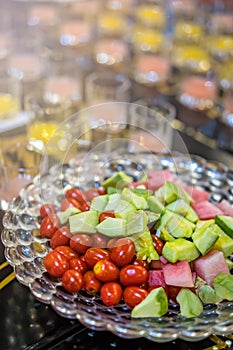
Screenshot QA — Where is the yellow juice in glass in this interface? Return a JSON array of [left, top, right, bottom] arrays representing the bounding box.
[[0, 93, 20, 119]]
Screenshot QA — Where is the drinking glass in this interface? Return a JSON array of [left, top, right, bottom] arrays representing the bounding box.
[[0, 76, 21, 121], [0, 143, 41, 209]]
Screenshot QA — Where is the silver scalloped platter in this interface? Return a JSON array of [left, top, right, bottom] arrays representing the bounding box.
[[2, 149, 233, 343]]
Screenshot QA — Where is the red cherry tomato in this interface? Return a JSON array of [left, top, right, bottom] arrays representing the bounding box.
[[107, 238, 118, 251], [69, 257, 88, 275], [92, 233, 109, 248], [123, 286, 148, 308], [40, 214, 60, 238], [100, 282, 122, 306], [84, 188, 106, 202], [119, 265, 149, 287], [132, 258, 149, 269], [151, 234, 164, 255], [84, 248, 110, 268], [60, 198, 82, 211], [70, 234, 93, 254], [99, 211, 115, 222], [65, 188, 87, 204], [50, 226, 71, 249], [40, 204, 56, 218], [80, 202, 90, 212], [84, 270, 102, 294], [167, 285, 181, 301], [44, 251, 69, 277], [54, 246, 78, 260], [110, 238, 135, 266], [62, 269, 85, 293], [93, 259, 119, 282]]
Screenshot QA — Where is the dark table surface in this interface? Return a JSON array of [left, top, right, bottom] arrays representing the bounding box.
[[1, 132, 233, 350]]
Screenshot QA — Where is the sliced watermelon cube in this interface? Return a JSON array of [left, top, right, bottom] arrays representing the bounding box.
[[148, 269, 166, 289], [192, 200, 223, 220], [217, 199, 233, 216], [162, 260, 194, 288], [147, 170, 175, 191], [193, 249, 230, 287], [182, 184, 209, 203]]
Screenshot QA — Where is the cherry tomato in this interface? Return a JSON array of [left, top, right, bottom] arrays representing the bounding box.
[[93, 259, 119, 282], [80, 202, 90, 212], [99, 211, 115, 222], [110, 238, 135, 266], [123, 286, 148, 308], [60, 198, 82, 211], [84, 270, 102, 294], [100, 282, 122, 306], [92, 233, 109, 248], [84, 188, 106, 202], [40, 214, 60, 238], [65, 188, 87, 204], [50, 226, 71, 249], [107, 238, 118, 251], [62, 269, 85, 293], [54, 246, 78, 260], [70, 234, 93, 254], [119, 265, 149, 286], [84, 248, 110, 268], [69, 257, 88, 275], [44, 251, 69, 277], [40, 204, 56, 218], [151, 234, 164, 255], [133, 258, 149, 270], [167, 285, 181, 301]]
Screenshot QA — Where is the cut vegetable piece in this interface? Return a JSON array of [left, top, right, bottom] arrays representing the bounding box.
[[193, 249, 230, 287], [182, 184, 209, 202], [126, 210, 148, 235], [90, 194, 108, 212], [212, 225, 233, 257], [166, 199, 198, 223], [162, 238, 200, 263], [198, 284, 222, 304], [192, 223, 219, 255], [104, 193, 121, 211], [96, 217, 126, 237], [164, 212, 195, 239], [131, 287, 168, 318], [217, 199, 233, 216], [57, 207, 81, 224], [114, 199, 136, 220], [132, 230, 159, 262], [213, 272, 233, 301], [148, 270, 166, 289], [121, 187, 148, 210], [147, 170, 175, 191], [162, 260, 194, 288], [215, 215, 233, 238], [176, 288, 203, 318], [191, 201, 223, 220], [69, 210, 99, 234], [155, 181, 193, 205], [101, 171, 133, 189], [147, 195, 165, 214]]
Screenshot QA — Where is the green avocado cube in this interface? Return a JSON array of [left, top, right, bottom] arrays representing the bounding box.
[[212, 224, 233, 257], [90, 194, 108, 212], [114, 199, 136, 219], [121, 187, 148, 210], [101, 171, 133, 189], [147, 195, 165, 214], [166, 199, 198, 223], [162, 238, 200, 263], [155, 181, 193, 205], [215, 215, 233, 238], [104, 193, 121, 211], [57, 207, 81, 224], [69, 210, 99, 234], [126, 210, 148, 235], [131, 287, 168, 318], [192, 224, 219, 255], [96, 217, 126, 237]]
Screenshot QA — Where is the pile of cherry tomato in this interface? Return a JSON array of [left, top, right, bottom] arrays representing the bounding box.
[[40, 187, 176, 308]]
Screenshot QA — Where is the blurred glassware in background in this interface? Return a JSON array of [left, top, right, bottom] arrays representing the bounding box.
[[221, 89, 233, 128], [0, 75, 21, 121], [25, 88, 72, 153], [0, 142, 41, 209], [177, 74, 218, 111]]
